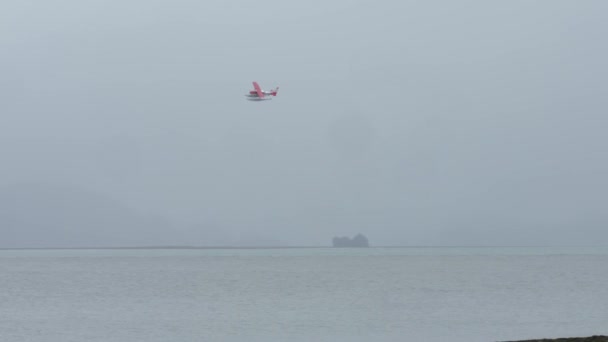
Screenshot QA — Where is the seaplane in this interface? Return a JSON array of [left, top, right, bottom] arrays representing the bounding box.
[[245, 81, 279, 101]]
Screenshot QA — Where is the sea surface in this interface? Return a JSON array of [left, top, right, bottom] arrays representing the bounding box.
[[1, 247, 607, 342]]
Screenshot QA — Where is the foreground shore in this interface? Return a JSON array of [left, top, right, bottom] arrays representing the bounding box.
[[507, 336, 608, 342]]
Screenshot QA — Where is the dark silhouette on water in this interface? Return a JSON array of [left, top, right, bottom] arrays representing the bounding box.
[[332, 234, 369, 247]]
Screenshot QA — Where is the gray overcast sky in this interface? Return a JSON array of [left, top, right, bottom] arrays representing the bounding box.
[[1, 0, 607, 247]]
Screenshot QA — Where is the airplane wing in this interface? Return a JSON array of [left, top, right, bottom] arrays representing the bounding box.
[[252, 81, 264, 98]]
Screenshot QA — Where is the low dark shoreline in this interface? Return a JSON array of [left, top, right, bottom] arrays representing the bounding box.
[[0, 246, 331, 250], [3, 245, 600, 250], [505, 336, 608, 342]]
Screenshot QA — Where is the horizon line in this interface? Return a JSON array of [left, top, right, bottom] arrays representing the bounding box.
[[2, 245, 607, 250]]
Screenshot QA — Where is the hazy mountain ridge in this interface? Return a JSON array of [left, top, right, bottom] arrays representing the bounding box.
[[0, 182, 292, 248], [0, 183, 174, 248]]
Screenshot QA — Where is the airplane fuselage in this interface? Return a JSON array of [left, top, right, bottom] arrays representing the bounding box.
[[245, 91, 274, 100], [245, 82, 278, 101]]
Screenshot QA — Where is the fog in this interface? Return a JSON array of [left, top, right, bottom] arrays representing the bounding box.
[[1, 0, 607, 247]]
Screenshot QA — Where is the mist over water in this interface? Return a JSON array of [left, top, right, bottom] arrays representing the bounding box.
[[2, 0, 608, 248]]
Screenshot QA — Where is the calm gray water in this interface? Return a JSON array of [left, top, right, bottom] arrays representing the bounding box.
[[1, 247, 607, 342]]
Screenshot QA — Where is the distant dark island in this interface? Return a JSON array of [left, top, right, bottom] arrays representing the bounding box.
[[332, 234, 369, 247]]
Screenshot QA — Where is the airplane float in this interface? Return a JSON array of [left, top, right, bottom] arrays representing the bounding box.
[[245, 81, 279, 101]]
